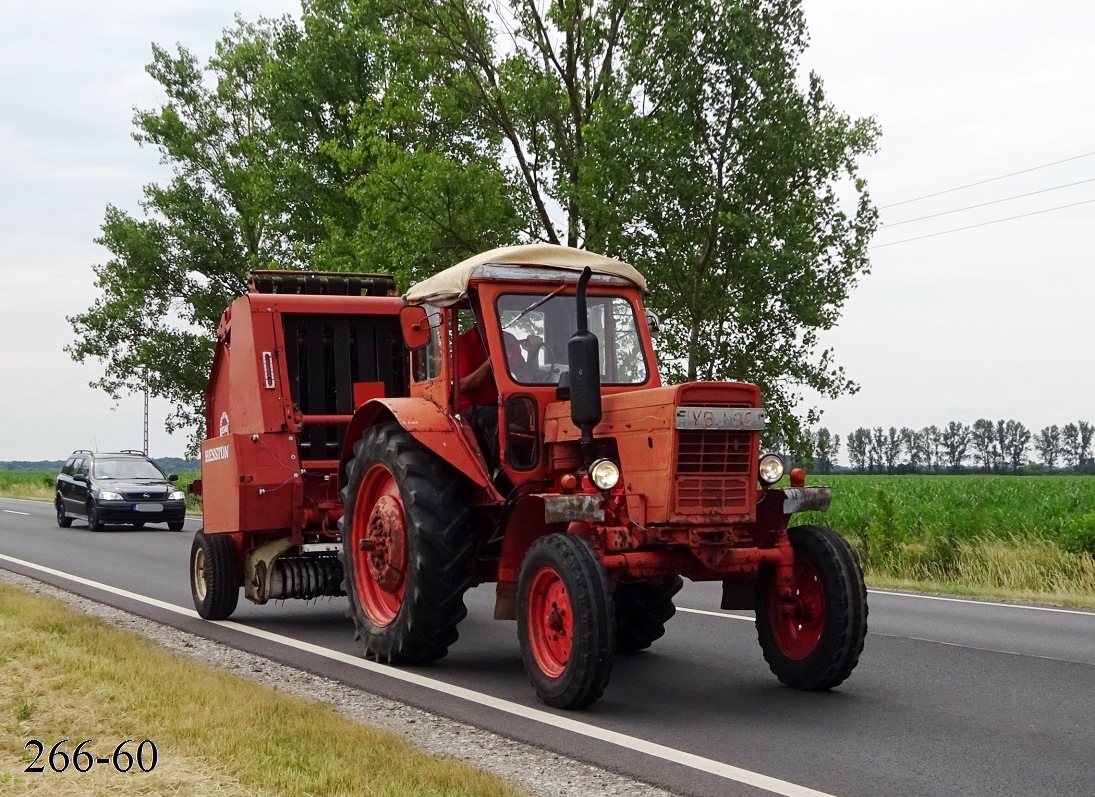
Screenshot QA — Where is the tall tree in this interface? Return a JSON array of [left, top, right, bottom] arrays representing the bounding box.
[[1035, 425, 1061, 470], [900, 427, 920, 470], [971, 418, 996, 473], [879, 426, 903, 473], [346, 0, 879, 446], [998, 419, 1030, 473], [73, 0, 879, 448], [940, 421, 971, 472], [1079, 421, 1095, 469], [69, 13, 524, 448], [814, 427, 839, 473], [847, 427, 870, 473]]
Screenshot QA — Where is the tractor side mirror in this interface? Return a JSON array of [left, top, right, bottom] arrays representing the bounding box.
[[399, 305, 432, 351], [646, 311, 662, 337]]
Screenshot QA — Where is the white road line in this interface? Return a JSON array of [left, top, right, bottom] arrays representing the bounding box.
[[0, 552, 837, 797], [677, 607, 754, 621], [865, 589, 1095, 617], [1, 510, 30, 515]]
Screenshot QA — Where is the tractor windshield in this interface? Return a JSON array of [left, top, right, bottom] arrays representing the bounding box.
[[496, 292, 649, 385]]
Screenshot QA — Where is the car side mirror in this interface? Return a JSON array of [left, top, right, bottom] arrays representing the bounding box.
[[399, 305, 432, 351], [168, 474, 179, 482], [74, 474, 87, 483]]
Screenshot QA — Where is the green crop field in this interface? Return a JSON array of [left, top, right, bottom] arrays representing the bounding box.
[[795, 474, 1095, 604]]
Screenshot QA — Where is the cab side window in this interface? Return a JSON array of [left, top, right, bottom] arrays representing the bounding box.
[[411, 306, 443, 383]]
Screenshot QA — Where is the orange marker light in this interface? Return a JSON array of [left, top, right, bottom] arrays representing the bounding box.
[[789, 468, 807, 488], [560, 473, 578, 491]]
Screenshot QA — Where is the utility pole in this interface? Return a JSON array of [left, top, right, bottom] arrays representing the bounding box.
[[143, 377, 149, 456]]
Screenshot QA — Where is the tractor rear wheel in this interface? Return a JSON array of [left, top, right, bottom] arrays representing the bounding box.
[[613, 576, 684, 654], [190, 530, 240, 620], [517, 534, 615, 709], [756, 525, 867, 690], [339, 423, 473, 664]]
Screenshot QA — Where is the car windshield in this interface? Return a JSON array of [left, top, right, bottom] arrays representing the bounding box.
[[496, 292, 648, 385], [93, 458, 164, 480]]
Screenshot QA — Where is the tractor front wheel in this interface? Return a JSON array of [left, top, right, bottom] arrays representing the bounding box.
[[190, 530, 240, 620], [518, 534, 615, 709], [339, 423, 473, 664], [756, 525, 867, 690]]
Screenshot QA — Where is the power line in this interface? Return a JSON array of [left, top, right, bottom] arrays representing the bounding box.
[[0, 369, 104, 409], [880, 151, 1095, 210], [883, 177, 1095, 227], [871, 196, 1095, 249]]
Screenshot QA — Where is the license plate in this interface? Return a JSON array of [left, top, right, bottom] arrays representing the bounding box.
[[674, 407, 767, 431], [133, 503, 164, 512]]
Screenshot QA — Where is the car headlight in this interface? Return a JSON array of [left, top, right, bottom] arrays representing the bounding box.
[[99, 491, 124, 501], [758, 453, 785, 485], [168, 490, 186, 501], [588, 459, 621, 490]]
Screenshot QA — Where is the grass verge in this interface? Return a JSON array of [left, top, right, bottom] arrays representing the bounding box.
[[0, 582, 524, 797]]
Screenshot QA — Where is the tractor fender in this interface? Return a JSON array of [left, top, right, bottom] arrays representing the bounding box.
[[338, 398, 501, 501]]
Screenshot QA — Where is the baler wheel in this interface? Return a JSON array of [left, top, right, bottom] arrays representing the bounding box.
[[756, 525, 867, 690], [190, 530, 240, 620], [517, 534, 615, 709], [613, 576, 684, 654], [55, 498, 72, 528], [339, 423, 473, 664]]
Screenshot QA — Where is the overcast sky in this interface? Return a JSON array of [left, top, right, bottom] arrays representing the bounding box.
[[2, 0, 1093, 462]]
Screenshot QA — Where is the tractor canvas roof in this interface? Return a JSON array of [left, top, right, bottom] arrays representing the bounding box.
[[403, 244, 646, 307]]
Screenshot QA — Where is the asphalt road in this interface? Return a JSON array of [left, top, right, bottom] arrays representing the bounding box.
[[2, 496, 1093, 797]]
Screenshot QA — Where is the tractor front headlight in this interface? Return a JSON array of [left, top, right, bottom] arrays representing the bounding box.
[[588, 459, 621, 490], [758, 453, 785, 485]]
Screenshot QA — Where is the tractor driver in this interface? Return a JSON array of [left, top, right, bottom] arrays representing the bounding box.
[[457, 322, 541, 471]]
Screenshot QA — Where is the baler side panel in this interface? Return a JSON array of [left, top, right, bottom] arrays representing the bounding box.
[[200, 434, 298, 534]]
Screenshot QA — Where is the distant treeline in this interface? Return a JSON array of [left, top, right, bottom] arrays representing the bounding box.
[[0, 457, 199, 473], [800, 420, 1094, 474]]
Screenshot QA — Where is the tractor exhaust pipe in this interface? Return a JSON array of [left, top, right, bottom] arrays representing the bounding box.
[[568, 267, 602, 465]]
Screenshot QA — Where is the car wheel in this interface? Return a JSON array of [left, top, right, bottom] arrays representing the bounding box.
[[87, 504, 103, 532], [168, 520, 185, 532], [56, 498, 72, 528], [132, 522, 145, 529]]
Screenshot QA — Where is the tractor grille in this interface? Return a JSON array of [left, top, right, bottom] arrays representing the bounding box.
[[674, 430, 752, 512]]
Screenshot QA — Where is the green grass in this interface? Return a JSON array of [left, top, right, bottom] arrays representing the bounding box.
[[0, 582, 525, 797], [796, 474, 1095, 605]]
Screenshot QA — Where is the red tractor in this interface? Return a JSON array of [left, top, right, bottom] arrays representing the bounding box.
[[190, 245, 866, 709]]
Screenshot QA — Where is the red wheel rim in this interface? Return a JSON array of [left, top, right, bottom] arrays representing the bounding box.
[[526, 566, 573, 678], [768, 558, 826, 660], [351, 464, 408, 627]]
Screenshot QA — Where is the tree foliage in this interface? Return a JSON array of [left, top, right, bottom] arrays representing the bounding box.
[[72, 0, 878, 448]]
